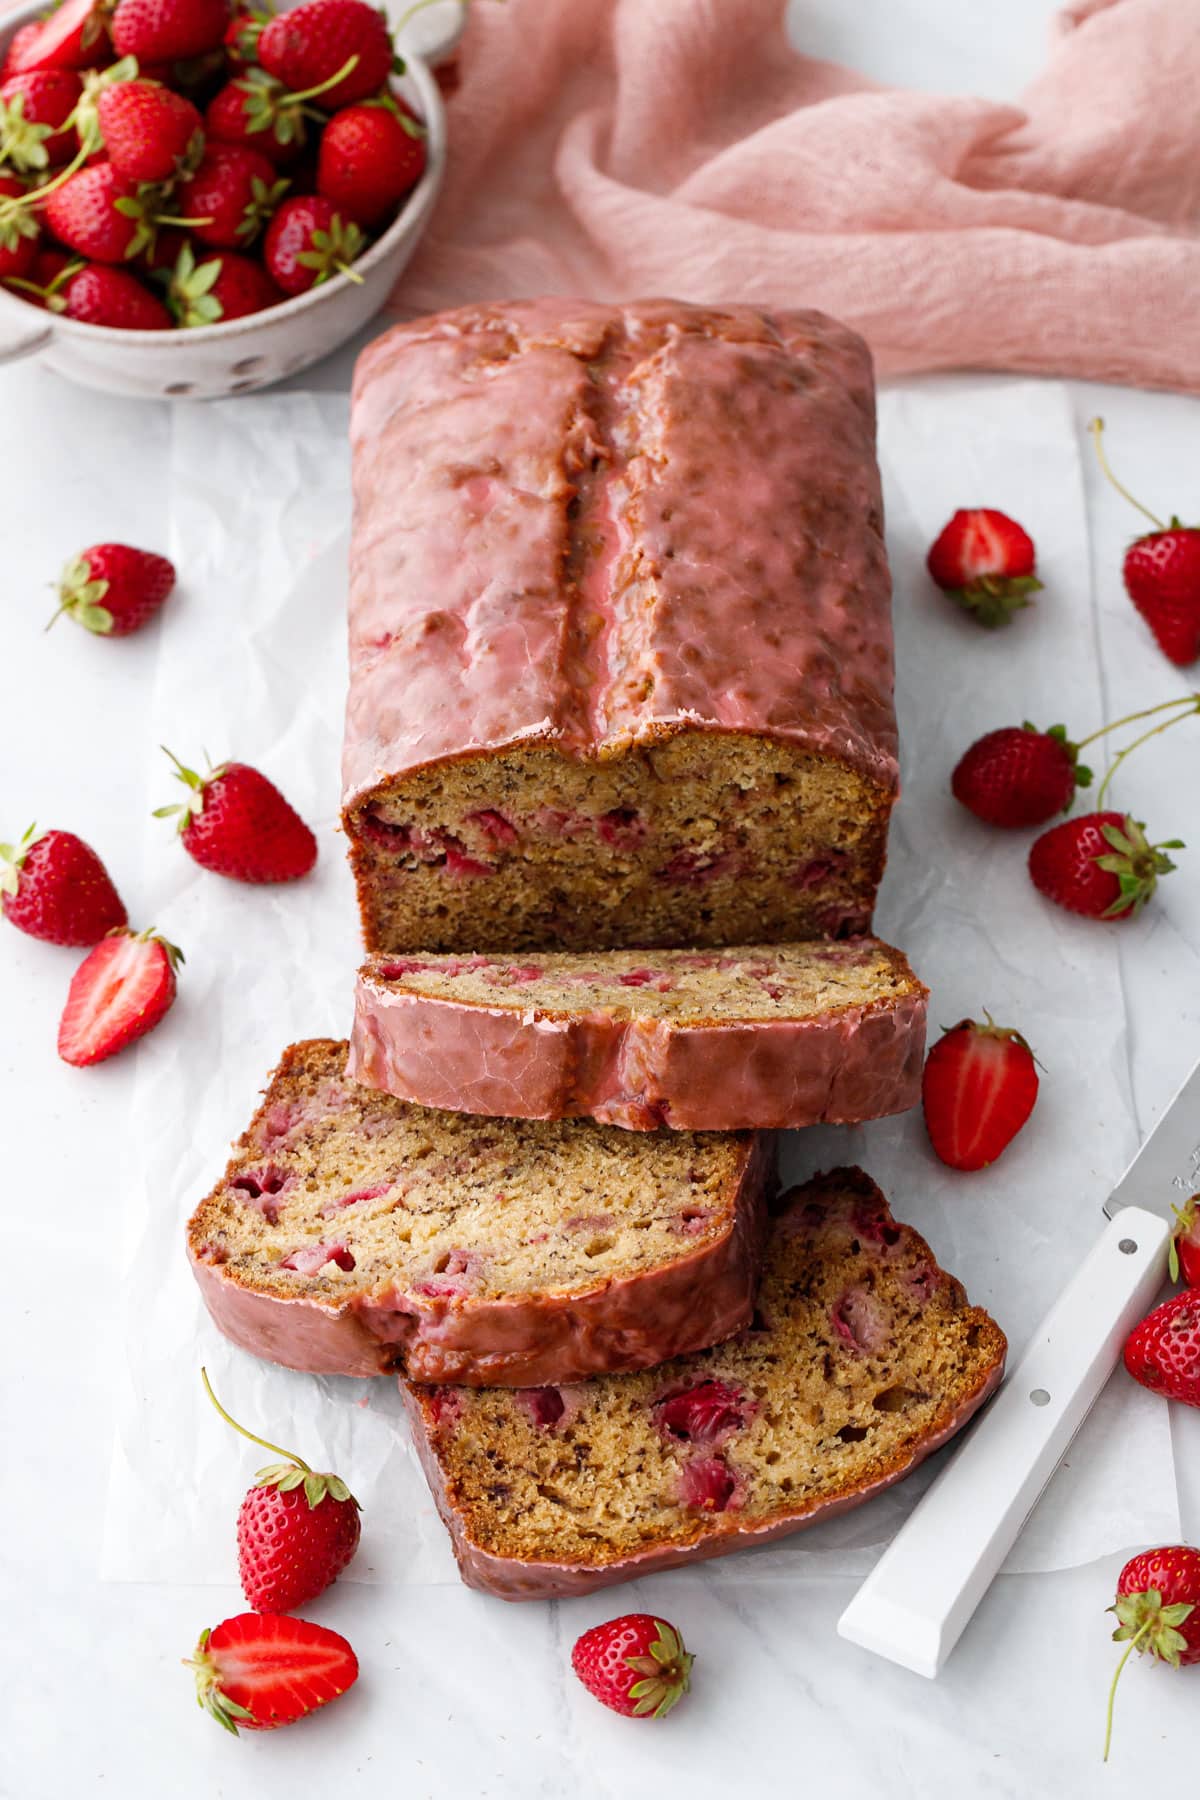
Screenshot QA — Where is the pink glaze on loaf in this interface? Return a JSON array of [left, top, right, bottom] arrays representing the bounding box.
[[348, 944, 928, 1131], [342, 298, 896, 804]]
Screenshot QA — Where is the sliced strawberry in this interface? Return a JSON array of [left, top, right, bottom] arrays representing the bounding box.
[[921, 1016, 1039, 1172], [4, 0, 110, 74], [187, 1612, 359, 1734], [57, 928, 182, 1066], [927, 508, 1042, 627]]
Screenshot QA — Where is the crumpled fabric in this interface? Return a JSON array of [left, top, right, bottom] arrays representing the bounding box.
[[395, 0, 1200, 392]]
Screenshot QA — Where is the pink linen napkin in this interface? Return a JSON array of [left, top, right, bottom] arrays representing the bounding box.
[[398, 0, 1200, 392]]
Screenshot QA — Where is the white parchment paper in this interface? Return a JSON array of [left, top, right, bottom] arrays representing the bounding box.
[[100, 378, 1181, 1588]]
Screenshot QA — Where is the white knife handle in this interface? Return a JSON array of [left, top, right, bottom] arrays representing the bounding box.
[[837, 1205, 1172, 1678]]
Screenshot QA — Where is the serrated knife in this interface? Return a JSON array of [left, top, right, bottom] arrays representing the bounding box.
[[837, 1057, 1200, 1679]]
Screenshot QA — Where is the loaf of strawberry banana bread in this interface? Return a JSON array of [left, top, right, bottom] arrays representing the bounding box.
[[343, 299, 896, 954], [349, 938, 927, 1131], [187, 1040, 773, 1385], [404, 1169, 1006, 1599]]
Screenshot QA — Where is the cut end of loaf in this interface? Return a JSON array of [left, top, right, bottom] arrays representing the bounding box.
[[405, 1169, 1006, 1579], [345, 732, 890, 954]]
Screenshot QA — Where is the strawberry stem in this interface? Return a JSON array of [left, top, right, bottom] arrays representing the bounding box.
[[286, 52, 360, 106], [1103, 1615, 1153, 1761], [1075, 693, 1199, 749], [1089, 418, 1166, 532], [0, 138, 90, 217], [1095, 702, 1200, 808], [200, 1366, 312, 1473]]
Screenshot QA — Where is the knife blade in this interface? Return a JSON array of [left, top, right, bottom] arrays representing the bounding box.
[[1105, 1058, 1200, 1221], [837, 1057, 1198, 1679]]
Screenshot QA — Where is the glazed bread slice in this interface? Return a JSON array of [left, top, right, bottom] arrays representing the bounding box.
[[404, 1169, 1006, 1600], [343, 298, 896, 954], [350, 939, 928, 1131], [187, 1040, 773, 1386]]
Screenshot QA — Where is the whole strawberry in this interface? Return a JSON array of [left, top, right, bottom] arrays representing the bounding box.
[[203, 1370, 361, 1612], [1104, 1544, 1200, 1759], [263, 192, 361, 294], [174, 140, 288, 247], [1124, 1290, 1200, 1409], [1091, 418, 1200, 667], [571, 1615, 693, 1719], [205, 71, 309, 164], [57, 260, 173, 327], [922, 1015, 1039, 1172], [257, 0, 396, 110], [4, 0, 110, 74], [156, 750, 317, 881], [42, 161, 157, 263], [166, 240, 281, 324], [110, 0, 231, 64], [58, 927, 182, 1065], [51, 542, 176, 635], [952, 723, 1089, 828], [96, 77, 204, 183], [1, 825, 126, 945], [1029, 811, 1181, 920], [1171, 1198, 1200, 1288], [187, 1613, 359, 1734], [317, 95, 425, 226], [0, 69, 84, 170], [927, 508, 1042, 626]]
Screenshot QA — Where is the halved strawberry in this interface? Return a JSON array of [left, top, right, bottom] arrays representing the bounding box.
[[4, 0, 110, 74], [927, 508, 1042, 627], [186, 1612, 359, 1733], [57, 927, 182, 1066], [921, 1015, 1040, 1171]]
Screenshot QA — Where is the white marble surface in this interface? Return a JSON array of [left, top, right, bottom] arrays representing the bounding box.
[[2, 4, 1199, 1796]]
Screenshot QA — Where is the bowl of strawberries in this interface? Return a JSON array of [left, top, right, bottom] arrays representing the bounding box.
[[0, 0, 456, 396]]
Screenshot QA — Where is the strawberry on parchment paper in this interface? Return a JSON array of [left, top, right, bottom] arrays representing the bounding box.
[[921, 1016, 1039, 1172], [187, 1612, 359, 1734], [156, 750, 318, 882], [571, 1614, 694, 1720], [1, 825, 126, 945]]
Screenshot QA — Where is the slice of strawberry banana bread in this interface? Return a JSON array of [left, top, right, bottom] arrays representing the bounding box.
[[343, 299, 896, 954], [350, 938, 927, 1131], [403, 1168, 1006, 1600], [187, 1040, 773, 1386]]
